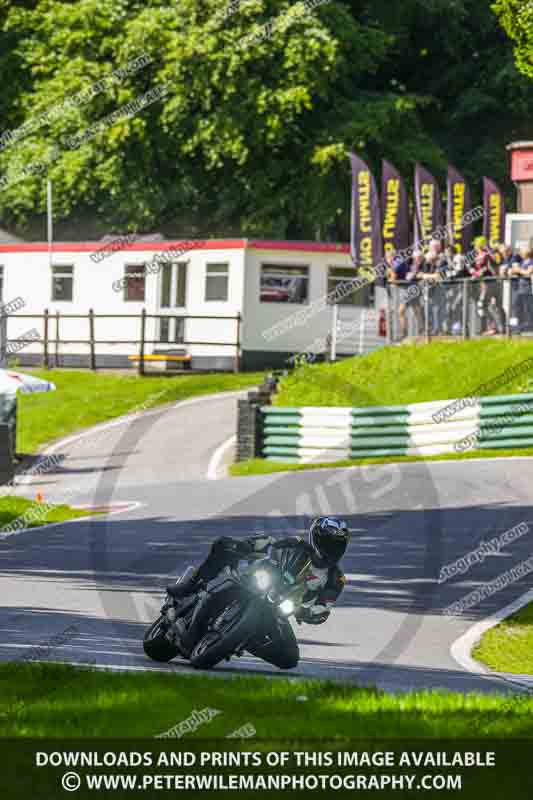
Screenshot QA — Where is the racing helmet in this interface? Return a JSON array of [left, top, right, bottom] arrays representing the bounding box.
[[309, 517, 350, 566]]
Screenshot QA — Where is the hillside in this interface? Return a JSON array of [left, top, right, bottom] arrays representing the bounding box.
[[274, 340, 533, 409]]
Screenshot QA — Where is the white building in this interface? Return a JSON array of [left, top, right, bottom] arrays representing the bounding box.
[[0, 238, 382, 371]]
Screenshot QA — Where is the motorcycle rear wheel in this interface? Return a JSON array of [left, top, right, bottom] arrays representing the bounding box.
[[143, 616, 180, 663]]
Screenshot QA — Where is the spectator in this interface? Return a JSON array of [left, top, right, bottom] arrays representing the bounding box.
[[444, 245, 455, 266], [421, 238, 448, 335], [445, 253, 470, 335], [387, 247, 412, 340], [384, 247, 397, 282], [451, 252, 470, 279], [405, 249, 426, 335], [510, 247, 533, 333], [497, 244, 514, 277], [470, 236, 502, 334]]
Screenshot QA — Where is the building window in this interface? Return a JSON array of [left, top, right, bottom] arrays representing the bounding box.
[[260, 264, 309, 304], [52, 265, 74, 302], [159, 317, 185, 343], [161, 263, 187, 308], [161, 263, 172, 308], [205, 263, 229, 301], [328, 267, 374, 307], [124, 264, 146, 302]]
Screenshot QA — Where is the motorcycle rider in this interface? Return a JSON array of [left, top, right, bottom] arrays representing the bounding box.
[[167, 517, 350, 669]]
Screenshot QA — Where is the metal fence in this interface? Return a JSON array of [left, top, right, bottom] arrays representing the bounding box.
[[386, 278, 533, 343]]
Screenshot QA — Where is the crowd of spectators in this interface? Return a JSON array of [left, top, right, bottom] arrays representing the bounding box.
[[386, 236, 533, 340]]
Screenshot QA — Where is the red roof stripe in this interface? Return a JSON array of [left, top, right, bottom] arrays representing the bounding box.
[[0, 240, 247, 254], [0, 239, 350, 255], [249, 240, 349, 254]]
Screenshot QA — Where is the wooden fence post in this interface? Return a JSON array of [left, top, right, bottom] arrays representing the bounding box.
[[55, 311, 60, 368], [235, 313, 242, 373], [139, 308, 146, 376], [89, 308, 96, 370], [43, 309, 49, 369]]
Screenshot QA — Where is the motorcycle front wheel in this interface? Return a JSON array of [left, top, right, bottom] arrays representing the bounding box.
[[189, 602, 257, 669], [143, 616, 180, 662]]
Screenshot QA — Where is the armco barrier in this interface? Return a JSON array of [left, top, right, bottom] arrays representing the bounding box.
[[261, 393, 533, 462]]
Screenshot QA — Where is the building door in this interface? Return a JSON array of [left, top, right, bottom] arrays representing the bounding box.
[[158, 262, 187, 343]]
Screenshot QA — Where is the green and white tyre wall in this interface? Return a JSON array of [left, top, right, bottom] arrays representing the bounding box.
[[261, 393, 533, 463]]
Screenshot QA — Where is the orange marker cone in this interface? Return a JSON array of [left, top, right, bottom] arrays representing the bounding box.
[[36, 492, 44, 504]]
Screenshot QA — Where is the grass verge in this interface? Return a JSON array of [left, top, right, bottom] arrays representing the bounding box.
[[1, 663, 533, 737], [274, 340, 533, 408], [17, 370, 263, 453], [231, 446, 533, 477], [473, 601, 533, 675], [0, 496, 94, 530]]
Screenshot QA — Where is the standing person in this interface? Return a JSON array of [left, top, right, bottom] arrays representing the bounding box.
[[510, 247, 533, 333], [387, 248, 411, 340], [447, 253, 469, 335], [497, 244, 515, 332], [470, 236, 499, 334], [442, 244, 460, 334], [506, 248, 522, 331], [444, 245, 455, 266], [405, 250, 426, 336], [421, 239, 448, 335], [497, 244, 514, 275]]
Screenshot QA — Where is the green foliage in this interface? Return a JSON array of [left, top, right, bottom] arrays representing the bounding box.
[[0, 0, 531, 236], [493, 0, 533, 79]]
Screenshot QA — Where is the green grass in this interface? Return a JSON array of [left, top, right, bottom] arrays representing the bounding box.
[[0, 496, 93, 529], [473, 602, 533, 675], [274, 340, 533, 408], [231, 445, 533, 476], [17, 369, 263, 453], [1, 663, 532, 738], [233, 341, 533, 476]]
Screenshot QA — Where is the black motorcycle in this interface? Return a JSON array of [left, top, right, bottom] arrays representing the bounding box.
[[143, 541, 311, 669]]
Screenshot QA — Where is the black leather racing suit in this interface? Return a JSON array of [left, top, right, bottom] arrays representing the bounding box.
[[181, 534, 346, 669]]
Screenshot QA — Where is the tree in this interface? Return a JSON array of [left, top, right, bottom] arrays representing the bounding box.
[[493, 0, 533, 79], [0, 0, 433, 236], [362, 0, 533, 216], [0, 0, 531, 238]]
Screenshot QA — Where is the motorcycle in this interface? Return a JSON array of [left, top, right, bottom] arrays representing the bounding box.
[[143, 541, 311, 669]]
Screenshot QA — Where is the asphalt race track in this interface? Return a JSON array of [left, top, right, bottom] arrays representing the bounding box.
[[1, 391, 532, 693]]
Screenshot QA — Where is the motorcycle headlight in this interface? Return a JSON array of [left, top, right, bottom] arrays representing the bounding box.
[[254, 569, 272, 591], [279, 599, 295, 616]]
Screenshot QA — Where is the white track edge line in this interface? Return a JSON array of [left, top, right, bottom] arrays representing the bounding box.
[[207, 435, 237, 481], [450, 587, 533, 686]]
